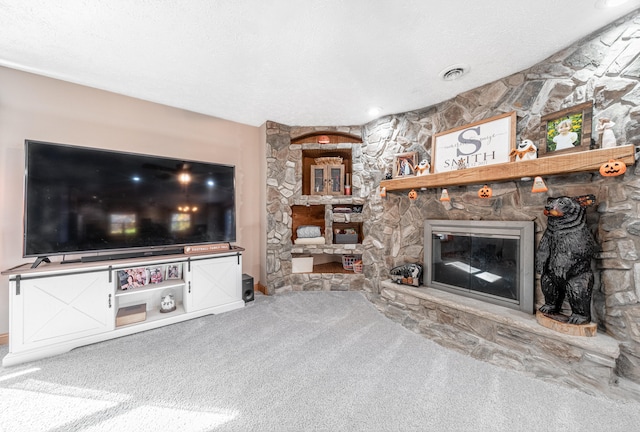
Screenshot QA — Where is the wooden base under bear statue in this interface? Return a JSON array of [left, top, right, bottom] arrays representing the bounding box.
[[535, 195, 598, 337]]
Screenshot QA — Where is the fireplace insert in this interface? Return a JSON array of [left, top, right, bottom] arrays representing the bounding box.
[[424, 220, 534, 313]]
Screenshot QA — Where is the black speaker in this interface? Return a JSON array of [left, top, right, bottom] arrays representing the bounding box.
[[242, 273, 254, 302]]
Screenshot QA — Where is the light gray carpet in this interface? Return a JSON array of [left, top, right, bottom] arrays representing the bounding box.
[[1, 291, 640, 432]]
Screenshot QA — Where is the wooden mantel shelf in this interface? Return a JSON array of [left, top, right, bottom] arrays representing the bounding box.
[[380, 145, 636, 191]]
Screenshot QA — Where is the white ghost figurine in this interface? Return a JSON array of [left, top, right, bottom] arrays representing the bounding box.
[[510, 139, 538, 162], [415, 159, 430, 176]]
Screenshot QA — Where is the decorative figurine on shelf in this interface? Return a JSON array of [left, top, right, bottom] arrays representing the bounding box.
[[390, 263, 423, 287], [597, 117, 617, 148], [535, 195, 597, 325], [509, 139, 538, 162], [160, 289, 177, 313], [599, 159, 626, 177], [478, 184, 492, 198], [408, 189, 418, 200], [415, 159, 430, 176], [531, 176, 548, 193], [456, 158, 467, 170]]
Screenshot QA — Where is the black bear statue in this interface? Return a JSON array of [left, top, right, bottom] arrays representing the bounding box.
[[535, 195, 598, 325]]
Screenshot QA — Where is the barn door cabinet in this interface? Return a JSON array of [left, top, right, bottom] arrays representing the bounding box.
[[10, 271, 114, 352], [2, 249, 244, 366], [185, 254, 242, 311]]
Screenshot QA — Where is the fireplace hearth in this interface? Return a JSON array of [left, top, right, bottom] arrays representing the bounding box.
[[424, 220, 534, 313]]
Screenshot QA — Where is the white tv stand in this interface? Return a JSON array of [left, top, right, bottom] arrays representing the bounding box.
[[1, 247, 245, 366]]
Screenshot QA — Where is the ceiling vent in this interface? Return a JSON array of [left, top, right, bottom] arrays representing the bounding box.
[[439, 65, 469, 81]]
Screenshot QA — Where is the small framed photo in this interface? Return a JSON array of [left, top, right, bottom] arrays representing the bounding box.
[[148, 266, 165, 284], [393, 152, 418, 178], [539, 101, 593, 156], [432, 112, 516, 173], [117, 267, 149, 290], [117, 270, 132, 290], [166, 264, 182, 280]]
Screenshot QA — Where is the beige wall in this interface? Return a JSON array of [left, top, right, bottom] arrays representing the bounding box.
[[0, 66, 264, 333]]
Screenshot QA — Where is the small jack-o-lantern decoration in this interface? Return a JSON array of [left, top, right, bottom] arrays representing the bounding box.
[[408, 189, 418, 200], [599, 159, 626, 177], [478, 184, 492, 198]]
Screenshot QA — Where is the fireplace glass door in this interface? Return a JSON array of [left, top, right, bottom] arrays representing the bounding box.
[[432, 233, 519, 302], [425, 219, 534, 313]]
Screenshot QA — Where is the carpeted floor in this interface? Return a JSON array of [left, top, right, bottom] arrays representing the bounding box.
[[1, 291, 640, 432]]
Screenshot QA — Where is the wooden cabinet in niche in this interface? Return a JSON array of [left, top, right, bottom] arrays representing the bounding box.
[[311, 164, 344, 195], [302, 149, 351, 196]]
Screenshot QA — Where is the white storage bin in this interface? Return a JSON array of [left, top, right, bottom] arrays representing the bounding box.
[[292, 256, 314, 273]]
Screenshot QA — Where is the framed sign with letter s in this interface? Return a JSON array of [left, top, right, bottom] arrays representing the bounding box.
[[432, 112, 516, 173]]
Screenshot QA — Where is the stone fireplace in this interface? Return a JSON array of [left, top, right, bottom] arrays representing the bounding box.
[[266, 11, 640, 399], [425, 219, 534, 313]]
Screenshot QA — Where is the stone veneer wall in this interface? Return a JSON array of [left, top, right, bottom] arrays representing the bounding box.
[[266, 123, 374, 293], [266, 11, 640, 387]]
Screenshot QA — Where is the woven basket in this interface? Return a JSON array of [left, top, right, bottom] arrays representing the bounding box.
[[352, 262, 363, 274], [342, 255, 356, 270]]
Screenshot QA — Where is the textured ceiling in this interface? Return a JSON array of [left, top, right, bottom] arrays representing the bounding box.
[[0, 1, 639, 127]]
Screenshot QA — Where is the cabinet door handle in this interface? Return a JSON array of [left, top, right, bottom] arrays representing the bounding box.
[[108, 294, 112, 308], [188, 281, 191, 293]]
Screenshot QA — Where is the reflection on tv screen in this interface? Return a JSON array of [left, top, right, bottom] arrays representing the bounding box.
[[24, 140, 236, 257]]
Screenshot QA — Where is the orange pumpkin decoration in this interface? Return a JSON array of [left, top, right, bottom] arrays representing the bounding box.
[[599, 159, 626, 177], [478, 184, 492, 198], [408, 189, 418, 200]]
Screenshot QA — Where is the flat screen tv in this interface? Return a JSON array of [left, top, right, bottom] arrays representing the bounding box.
[[24, 140, 236, 264]]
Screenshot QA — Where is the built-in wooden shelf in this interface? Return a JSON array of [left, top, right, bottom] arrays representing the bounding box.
[[313, 262, 353, 274], [380, 145, 636, 192]]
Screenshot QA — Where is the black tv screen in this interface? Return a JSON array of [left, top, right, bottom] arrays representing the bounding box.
[[24, 140, 236, 258]]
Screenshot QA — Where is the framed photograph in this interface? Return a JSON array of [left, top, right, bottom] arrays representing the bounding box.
[[393, 152, 418, 178], [539, 101, 593, 156], [432, 111, 516, 173], [148, 266, 165, 284], [117, 270, 133, 290], [117, 267, 149, 290], [166, 264, 182, 280]]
